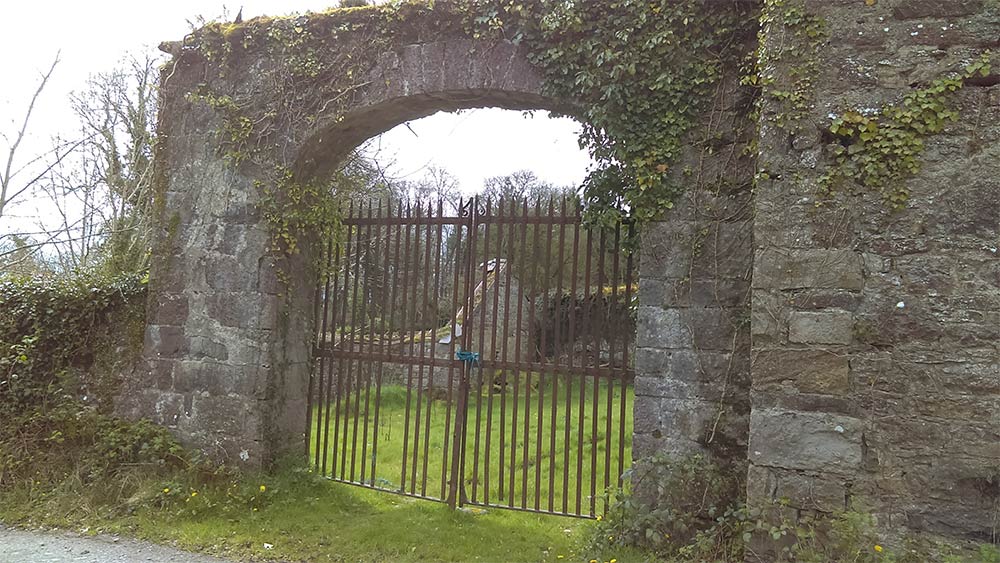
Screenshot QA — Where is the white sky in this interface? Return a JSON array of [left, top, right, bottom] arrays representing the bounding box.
[[0, 1, 591, 237]]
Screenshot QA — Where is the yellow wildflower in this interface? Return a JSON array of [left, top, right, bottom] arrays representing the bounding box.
[[595, 515, 602, 521], [260, 485, 267, 492], [874, 545, 883, 553], [611, 559, 617, 563], [191, 491, 198, 497], [162, 488, 170, 494]]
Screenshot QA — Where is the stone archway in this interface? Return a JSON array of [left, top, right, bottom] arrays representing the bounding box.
[[114, 0, 1000, 550], [117, 15, 587, 466]]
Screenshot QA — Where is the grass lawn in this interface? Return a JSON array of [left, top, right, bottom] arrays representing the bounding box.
[[0, 373, 645, 563], [0, 466, 620, 563], [309, 370, 634, 516]]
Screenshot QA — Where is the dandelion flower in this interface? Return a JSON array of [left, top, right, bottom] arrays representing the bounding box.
[[595, 515, 602, 521], [162, 488, 170, 494], [191, 492, 198, 497], [874, 545, 883, 553], [260, 484, 267, 492], [611, 559, 617, 563], [590, 559, 598, 563]]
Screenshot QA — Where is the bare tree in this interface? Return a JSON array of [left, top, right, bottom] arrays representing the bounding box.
[[0, 54, 158, 274], [0, 53, 84, 224]]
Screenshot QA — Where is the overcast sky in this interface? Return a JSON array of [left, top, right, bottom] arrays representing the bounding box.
[[0, 1, 590, 235]]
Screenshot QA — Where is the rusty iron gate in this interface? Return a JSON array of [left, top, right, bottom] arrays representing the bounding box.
[[309, 197, 635, 518]]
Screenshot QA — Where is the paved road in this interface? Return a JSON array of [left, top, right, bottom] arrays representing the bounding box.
[[0, 526, 240, 563]]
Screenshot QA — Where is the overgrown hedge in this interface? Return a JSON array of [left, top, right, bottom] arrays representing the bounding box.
[[0, 273, 185, 487]]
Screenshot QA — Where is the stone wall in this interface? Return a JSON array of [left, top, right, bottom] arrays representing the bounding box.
[[118, 10, 561, 467], [121, 0, 1000, 549], [750, 0, 999, 546], [634, 63, 756, 468]]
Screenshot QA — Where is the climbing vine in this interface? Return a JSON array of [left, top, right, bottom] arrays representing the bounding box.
[[821, 53, 992, 208], [755, 0, 826, 131], [0, 273, 185, 486], [171, 0, 754, 255], [510, 1, 754, 224]]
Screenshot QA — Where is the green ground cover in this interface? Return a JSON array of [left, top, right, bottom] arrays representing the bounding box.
[[309, 375, 634, 517], [0, 376, 641, 563]]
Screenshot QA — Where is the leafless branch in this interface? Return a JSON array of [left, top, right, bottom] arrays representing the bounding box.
[[1, 52, 61, 220]]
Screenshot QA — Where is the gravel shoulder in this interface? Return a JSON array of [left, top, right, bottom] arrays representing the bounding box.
[[0, 525, 241, 563]]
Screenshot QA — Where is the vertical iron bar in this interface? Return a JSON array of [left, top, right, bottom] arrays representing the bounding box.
[[315, 236, 336, 468], [347, 201, 368, 482], [449, 197, 478, 508], [509, 199, 528, 507], [399, 203, 416, 492], [532, 197, 547, 511], [598, 229, 612, 509], [422, 200, 445, 497], [575, 223, 589, 515], [589, 228, 602, 516], [329, 202, 356, 478], [540, 198, 556, 512], [483, 199, 505, 506], [442, 202, 465, 500], [370, 199, 398, 486], [618, 222, 634, 489], [498, 198, 516, 505], [605, 225, 619, 499], [411, 202, 434, 495], [521, 198, 539, 509], [554, 198, 571, 513], [359, 202, 380, 484], [471, 199, 492, 503]]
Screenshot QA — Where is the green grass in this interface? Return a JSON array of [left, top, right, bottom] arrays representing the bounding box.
[[309, 371, 633, 516], [0, 465, 617, 563], [0, 374, 642, 563]]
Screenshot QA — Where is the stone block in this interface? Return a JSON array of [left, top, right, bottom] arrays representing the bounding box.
[[680, 307, 742, 351], [788, 310, 853, 345], [152, 293, 190, 326], [639, 221, 696, 280], [636, 306, 693, 349], [891, 0, 984, 19], [751, 291, 788, 344], [775, 468, 849, 512], [636, 371, 746, 404], [635, 347, 671, 376], [753, 349, 851, 395], [691, 220, 753, 280], [789, 290, 862, 312], [188, 336, 230, 362], [689, 279, 750, 308], [145, 325, 190, 359], [637, 278, 668, 308], [753, 249, 864, 291], [749, 409, 863, 472], [632, 395, 663, 434]]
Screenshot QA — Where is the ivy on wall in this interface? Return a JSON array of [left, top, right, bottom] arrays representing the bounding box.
[[172, 0, 754, 255], [822, 53, 993, 208], [0, 273, 185, 485], [513, 1, 753, 224], [754, 0, 826, 132]]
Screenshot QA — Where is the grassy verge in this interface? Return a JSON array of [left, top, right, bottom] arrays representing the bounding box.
[[0, 462, 648, 563], [1, 376, 642, 563]]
